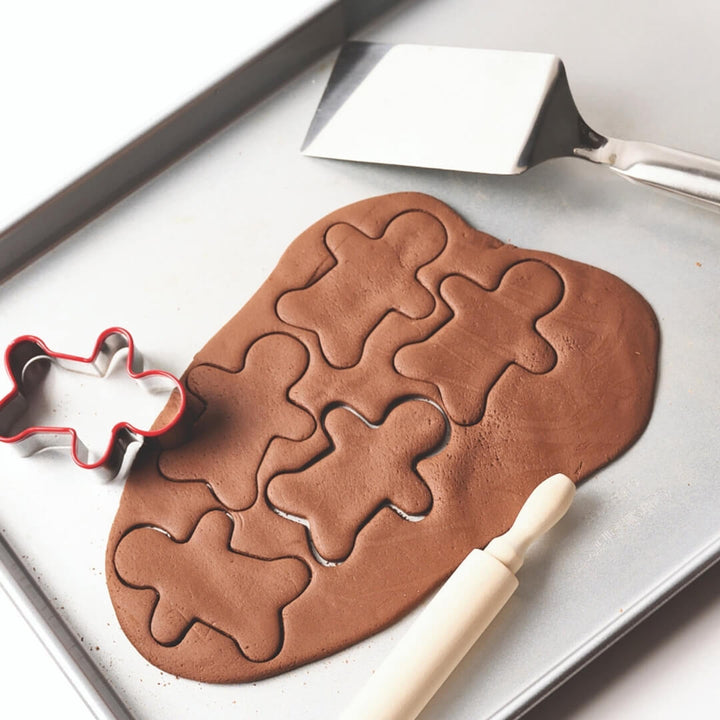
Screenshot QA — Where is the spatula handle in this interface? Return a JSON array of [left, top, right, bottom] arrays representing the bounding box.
[[593, 139, 720, 210]]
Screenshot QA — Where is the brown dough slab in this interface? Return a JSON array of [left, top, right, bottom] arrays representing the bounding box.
[[106, 193, 659, 683], [115, 511, 310, 661], [277, 211, 446, 368], [267, 399, 447, 563], [158, 334, 315, 510], [395, 262, 563, 425]]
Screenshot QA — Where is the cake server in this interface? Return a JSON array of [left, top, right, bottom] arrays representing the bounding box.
[[303, 42, 720, 210], [341, 473, 576, 720]]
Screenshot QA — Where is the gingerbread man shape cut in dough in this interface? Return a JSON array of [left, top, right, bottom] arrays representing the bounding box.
[[395, 261, 563, 426], [266, 400, 447, 564], [114, 511, 310, 662], [159, 334, 315, 510], [276, 211, 447, 368]]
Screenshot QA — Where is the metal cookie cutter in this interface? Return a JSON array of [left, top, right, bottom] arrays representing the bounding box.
[[0, 327, 186, 480]]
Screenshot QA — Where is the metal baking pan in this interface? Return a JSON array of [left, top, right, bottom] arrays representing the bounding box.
[[1, 1, 718, 718]]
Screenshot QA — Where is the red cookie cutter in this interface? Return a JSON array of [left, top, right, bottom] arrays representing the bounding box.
[[0, 327, 186, 480]]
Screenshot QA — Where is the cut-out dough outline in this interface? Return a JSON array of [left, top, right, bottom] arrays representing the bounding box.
[[265, 396, 451, 567], [113, 510, 312, 663], [158, 332, 317, 511], [393, 260, 566, 426], [274, 210, 449, 370]]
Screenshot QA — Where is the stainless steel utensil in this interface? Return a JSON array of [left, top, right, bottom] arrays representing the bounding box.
[[303, 42, 720, 210]]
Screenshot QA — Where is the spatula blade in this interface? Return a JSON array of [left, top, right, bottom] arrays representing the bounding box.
[[302, 42, 562, 175]]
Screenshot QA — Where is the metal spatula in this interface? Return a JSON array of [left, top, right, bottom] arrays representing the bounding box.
[[303, 42, 720, 210]]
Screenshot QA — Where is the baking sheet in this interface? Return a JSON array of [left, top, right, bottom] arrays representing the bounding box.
[[1, 0, 719, 718]]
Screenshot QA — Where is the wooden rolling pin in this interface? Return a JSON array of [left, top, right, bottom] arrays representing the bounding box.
[[341, 472, 576, 720]]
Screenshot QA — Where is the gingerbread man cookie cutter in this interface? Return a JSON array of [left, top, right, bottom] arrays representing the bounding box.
[[0, 327, 186, 480]]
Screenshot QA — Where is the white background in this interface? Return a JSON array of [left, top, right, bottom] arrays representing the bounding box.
[[1, 1, 719, 718]]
